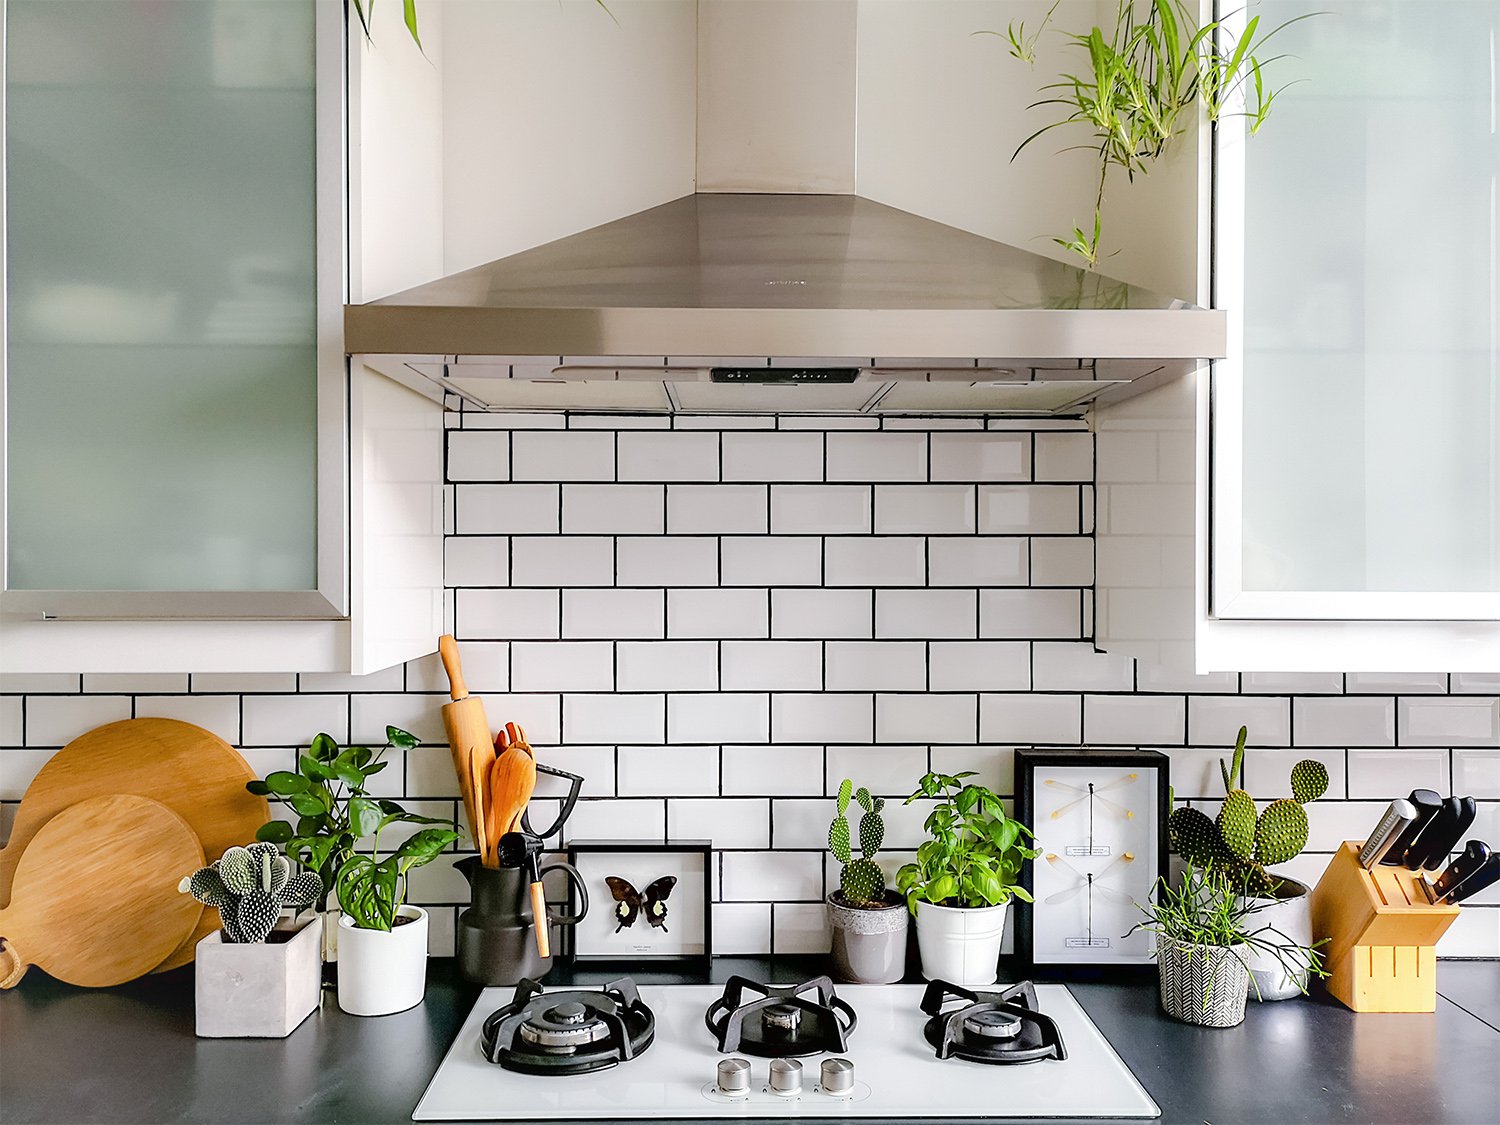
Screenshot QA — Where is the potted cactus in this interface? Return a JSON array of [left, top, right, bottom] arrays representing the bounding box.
[[826, 779, 909, 984], [1168, 726, 1330, 1000], [181, 842, 324, 1038], [897, 770, 1039, 987]]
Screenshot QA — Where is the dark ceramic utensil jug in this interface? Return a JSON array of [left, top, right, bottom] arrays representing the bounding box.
[[455, 856, 587, 985]]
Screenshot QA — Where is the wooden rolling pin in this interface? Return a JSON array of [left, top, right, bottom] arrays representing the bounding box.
[[438, 635, 491, 863]]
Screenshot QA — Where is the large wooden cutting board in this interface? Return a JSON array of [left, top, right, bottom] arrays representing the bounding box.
[[0, 795, 205, 989], [0, 718, 269, 970]]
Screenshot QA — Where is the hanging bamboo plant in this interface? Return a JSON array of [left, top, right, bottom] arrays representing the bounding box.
[[986, 0, 1316, 268]]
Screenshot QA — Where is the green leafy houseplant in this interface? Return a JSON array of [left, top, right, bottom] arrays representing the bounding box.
[[896, 771, 1040, 912], [828, 779, 891, 907], [248, 726, 461, 932], [993, 0, 1314, 267]]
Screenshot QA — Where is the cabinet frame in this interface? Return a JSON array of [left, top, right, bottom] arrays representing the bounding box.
[[0, 0, 349, 621]]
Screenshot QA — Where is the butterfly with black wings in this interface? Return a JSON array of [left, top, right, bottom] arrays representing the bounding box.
[[604, 875, 677, 933]]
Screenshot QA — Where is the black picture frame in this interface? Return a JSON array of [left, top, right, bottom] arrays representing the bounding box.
[[566, 839, 712, 976], [1013, 749, 1170, 971]]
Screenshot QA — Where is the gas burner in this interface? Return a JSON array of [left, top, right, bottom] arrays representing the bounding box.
[[481, 977, 654, 1075], [919, 980, 1067, 1065], [704, 976, 858, 1057]]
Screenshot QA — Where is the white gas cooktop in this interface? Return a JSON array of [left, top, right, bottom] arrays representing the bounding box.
[[413, 982, 1159, 1120]]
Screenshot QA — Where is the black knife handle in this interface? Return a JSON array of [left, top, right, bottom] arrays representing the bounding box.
[[1381, 789, 1443, 866], [1433, 840, 1491, 899], [1404, 796, 1476, 871], [1447, 852, 1500, 905]]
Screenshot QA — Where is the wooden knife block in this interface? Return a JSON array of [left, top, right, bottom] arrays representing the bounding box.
[[1309, 842, 1460, 1013]]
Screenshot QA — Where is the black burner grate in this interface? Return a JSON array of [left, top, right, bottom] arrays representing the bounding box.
[[704, 975, 858, 1057], [919, 980, 1067, 1065], [481, 977, 655, 1076]]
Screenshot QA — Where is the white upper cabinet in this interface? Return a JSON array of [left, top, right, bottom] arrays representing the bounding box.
[[0, 0, 442, 672]]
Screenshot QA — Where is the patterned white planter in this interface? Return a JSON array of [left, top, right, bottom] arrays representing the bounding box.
[[195, 916, 322, 1038], [1157, 935, 1250, 1027]]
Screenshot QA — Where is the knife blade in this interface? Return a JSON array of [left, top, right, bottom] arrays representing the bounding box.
[[1359, 798, 1418, 868], [1445, 851, 1500, 906], [1431, 840, 1490, 901], [1405, 796, 1477, 871], [1380, 789, 1442, 867]]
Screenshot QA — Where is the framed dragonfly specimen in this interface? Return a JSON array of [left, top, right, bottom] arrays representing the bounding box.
[[1014, 750, 1169, 968]]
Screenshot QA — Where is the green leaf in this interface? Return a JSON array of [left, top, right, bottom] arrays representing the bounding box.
[[401, 0, 421, 49], [264, 771, 309, 795], [928, 874, 957, 904], [394, 828, 461, 866], [837, 778, 853, 817], [386, 725, 420, 749], [348, 796, 384, 838], [311, 732, 339, 763], [299, 755, 336, 783], [288, 793, 327, 818], [255, 820, 294, 844]]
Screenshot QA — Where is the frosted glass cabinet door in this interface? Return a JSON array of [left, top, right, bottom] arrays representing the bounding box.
[[3, 0, 344, 617], [1213, 0, 1500, 619]]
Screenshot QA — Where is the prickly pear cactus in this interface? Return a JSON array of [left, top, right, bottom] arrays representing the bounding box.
[[829, 778, 888, 906], [1170, 729, 1328, 892], [180, 841, 323, 944]]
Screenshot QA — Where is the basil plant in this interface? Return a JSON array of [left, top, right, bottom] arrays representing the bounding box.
[[248, 726, 461, 931], [896, 771, 1041, 913]]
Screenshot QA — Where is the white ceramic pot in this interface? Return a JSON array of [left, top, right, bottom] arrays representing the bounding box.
[[1235, 877, 1314, 1001], [336, 905, 429, 1016], [914, 900, 1008, 987]]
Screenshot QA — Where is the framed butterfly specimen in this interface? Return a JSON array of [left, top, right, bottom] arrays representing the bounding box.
[[1014, 749, 1169, 970], [567, 840, 711, 971]]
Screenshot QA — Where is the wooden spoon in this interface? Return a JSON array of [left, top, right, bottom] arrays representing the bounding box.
[[485, 724, 536, 868]]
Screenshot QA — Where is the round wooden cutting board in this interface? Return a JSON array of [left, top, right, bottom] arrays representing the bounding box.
[[0, 718, 269, 971], [0, 795, 205, 989]]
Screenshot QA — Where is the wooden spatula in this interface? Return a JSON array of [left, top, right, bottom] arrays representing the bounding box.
[[485, 723, 536, 868], [438, 635, 491, 860]]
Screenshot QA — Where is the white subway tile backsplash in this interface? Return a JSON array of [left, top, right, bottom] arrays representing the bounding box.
[[617, 431, 719, 482], [824, 537, 924, 586], [1347, 673, 1448, 694], [616, 537, 718, 587], [668, 693, 770, 744], [479, 694, 563, 745], [713, 903, 773, 955], [564, 694, 664, 745], [1451, 673, 1500, 694], [770, 798, 834, 848], [722, 642, 823, 691], [617, 745, 718, 796], [874, 485, 975, 533], [668, 588, 768, 639], [1242, 672, 1343, 694], [616, 641, 718, 691], [0, 749, 53, 800], [513, 431, 614, 481], [458, 589, 560, 639], [459, 484, 559, 534], [510, 642, 614, 692], [930, 433, 1029, 482], [1031, 643, 1132, 692], [826, 432, 927, 481], [242, 694, 347, 747], [721, 432, 823, 482], [0, 697, 22, 745], [1188, 695, 1291, 747], [722, 745, 825, 796], [511, 537, 612, 587], [928, 642, 1030, 691], [81, 673, 187, 694], [349, 692, 447, 745], [979, 589, 1081, 639], [877, 590, 977, 639], [770, 486, 871, 534], [134, 695, 240, 742], [1034, 432, 1092, 482], [772, 694, 873, 743], [1240, 748, 1345, 800], [980, 694, 1081, 745], [563, 485, 664, 534], [722, 852, 823, 902], [405, 644, 508, 694], [1083, 695, 1185, 746], [1398, 696, 1500, 747], [1294, 697, 1395, 747], [669, 799, 770, 848], [876, 694, 976, 744], [979, 485, 1078, 534], [563, 589, 665, 639], [928, 538, 1027, 587], [772, 589, 871, 639], [667, 485, 766, 535], [446, 430, 509, 482], [565, 798, 666, 843], [1030, 537, 1094, 587], [1454, 750, 1500, 798], [824, 642, 925, 691], [1347, 749, 1447, 800], [0, 673, 81, 694], [721, 536, 822, 586], [773, 903, 832, 953], [444, 536, 509, 587], [823, 744, 927, 795]]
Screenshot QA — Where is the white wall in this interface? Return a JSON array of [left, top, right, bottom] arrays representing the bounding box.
[[439, 0, 697, 274]]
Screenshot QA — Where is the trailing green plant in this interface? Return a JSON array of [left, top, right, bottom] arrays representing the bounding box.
[[180, 842, 323, 944], [828, 779, 890, 907], [896, 771, 1040, 913], [1167, 725, 1329, 895], [248, 727, 461, 930], [1127, 862, 1327, 1004], [991, 0, 1315, 267]]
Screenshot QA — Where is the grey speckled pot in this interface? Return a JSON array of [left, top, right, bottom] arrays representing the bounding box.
[[827, 892, 909, 984]]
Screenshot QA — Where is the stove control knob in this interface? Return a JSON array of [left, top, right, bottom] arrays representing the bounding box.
[[768, 1057, 803, 1097], [715, 1058, 751, 1098], [820, 1057, 855, 1097]]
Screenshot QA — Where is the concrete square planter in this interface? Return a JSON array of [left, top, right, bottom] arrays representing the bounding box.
[[195, 916, 322, 1038]]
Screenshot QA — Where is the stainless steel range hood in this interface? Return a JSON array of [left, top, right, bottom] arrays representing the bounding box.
[[346, 192, 1225, 416]]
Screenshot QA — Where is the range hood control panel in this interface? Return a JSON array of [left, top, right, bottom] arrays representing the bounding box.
[[711, 367, 860, 384]]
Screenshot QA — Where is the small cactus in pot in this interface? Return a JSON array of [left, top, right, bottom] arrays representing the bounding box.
[[181, 842, 323, 944], [825, 779, 907, 983]]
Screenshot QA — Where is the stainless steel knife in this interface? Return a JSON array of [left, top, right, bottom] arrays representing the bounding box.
[[1404, 796, 1477, 871], [1359, 798, 1418, 868], [1431, 840, 1491, 901], [1380, 789, 1442, 867]]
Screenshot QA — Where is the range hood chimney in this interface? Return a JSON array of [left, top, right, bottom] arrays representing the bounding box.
[[348, 0, 1225, 417]]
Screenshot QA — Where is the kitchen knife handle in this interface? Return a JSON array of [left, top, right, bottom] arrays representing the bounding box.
[[1417, 796, 1477, 872], [1432, 840, 1490, 900], [1446, 852, 1500, 905], [1381, 789, 1442, 866], [1359, 799, 1418, 868]]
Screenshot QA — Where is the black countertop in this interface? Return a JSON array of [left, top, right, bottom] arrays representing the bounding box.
[[3, 957, 1497, 1125]]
